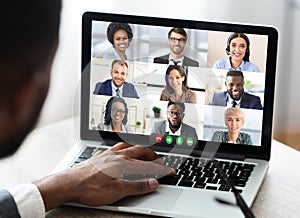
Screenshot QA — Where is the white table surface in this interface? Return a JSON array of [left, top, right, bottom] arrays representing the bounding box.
[[0, 119, 300, 217]]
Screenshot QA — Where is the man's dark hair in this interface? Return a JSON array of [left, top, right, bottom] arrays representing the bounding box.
[[226, 70, 244, 79], [0, 0, 61, 158], [0, 0, 62, 92], [0, 0, 61, 62], [167, 101, 185, 112], [168, 27, 187, 39]]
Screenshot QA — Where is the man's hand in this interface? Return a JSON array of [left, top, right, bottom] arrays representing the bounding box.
[[34, 142, 175, 211]]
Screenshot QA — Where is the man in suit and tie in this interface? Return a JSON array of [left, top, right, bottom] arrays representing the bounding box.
[[93, 60, 139, 98], [151, 102, 198, 139], [153, 27, 199, 67], [209, 70, 263, 109]]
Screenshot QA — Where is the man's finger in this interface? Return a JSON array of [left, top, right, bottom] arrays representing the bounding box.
[[115, 145, 161, 161], [110, 142, 132, 151], [120, 161, 176, 178], [122, 178, 159, 197]]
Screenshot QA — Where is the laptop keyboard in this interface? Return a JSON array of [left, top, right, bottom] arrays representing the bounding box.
[[71, 146, 255, 193]]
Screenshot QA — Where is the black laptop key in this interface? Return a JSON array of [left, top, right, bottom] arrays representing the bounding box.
[[236, 181, 247, 187], [158, 175, 180, 185], [178, 180, 194, 187], [206, 186, 218, 190], [194, 182, 206, 189], [239, 171, 252, 178], [80, 146, 97, 159], [218, 185, 231, 192], [178, 170, 190, 177], [206, 178, 218, 184]]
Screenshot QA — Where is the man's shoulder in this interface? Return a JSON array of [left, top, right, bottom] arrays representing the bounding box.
[[183, 56, 199, 66], [213, 91, 227, 98], [96, 79, 111, 87], [123, 81, 135, 87], [153, 54, 169, 64], [154, 120, 166, 126], [243, 92, 260, 100], [94, 79, 111, 94], [182, 122, 196, 131]]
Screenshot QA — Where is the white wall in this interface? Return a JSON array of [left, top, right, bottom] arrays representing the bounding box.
[[38, 0, 300, 140]]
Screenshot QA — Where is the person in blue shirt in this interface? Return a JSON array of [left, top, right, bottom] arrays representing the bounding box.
[[213, 33, 260, 72]]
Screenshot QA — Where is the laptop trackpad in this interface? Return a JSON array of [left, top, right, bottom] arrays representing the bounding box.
[[111, 186, 241, 217], [115, 186, 183, 211]]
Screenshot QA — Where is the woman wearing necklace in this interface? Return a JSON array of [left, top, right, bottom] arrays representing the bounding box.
[[212, 108, 252, 145], [160, 65, 197, 104]]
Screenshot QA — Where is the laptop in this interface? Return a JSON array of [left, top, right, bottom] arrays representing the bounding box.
[[55, 12, 278, 217]]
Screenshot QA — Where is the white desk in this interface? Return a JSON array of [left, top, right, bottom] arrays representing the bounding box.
[[0, 119, 300, 217]]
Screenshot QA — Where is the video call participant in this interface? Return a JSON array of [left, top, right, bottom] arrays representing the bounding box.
[[212, 108, 253, 145], [209, 70, 263, 110], [95, 22, 133, 61], [0, 1, 175, 217], [153, 27, 199, 67], [151, 102, 198, 139], [97, 97, 132, 133], [160, 65, 197, 103], [213, 33, 260, 72], [93, 60, 139, 98]]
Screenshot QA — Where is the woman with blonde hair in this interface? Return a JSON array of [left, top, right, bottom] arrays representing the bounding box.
[[212, 108, 252, 144]]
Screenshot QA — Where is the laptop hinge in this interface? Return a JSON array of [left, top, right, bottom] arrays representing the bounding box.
[[195, 150, 246, 161], [213, 152, 246, 161]]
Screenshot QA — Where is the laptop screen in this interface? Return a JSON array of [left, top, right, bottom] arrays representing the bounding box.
[[81, 12, 278, 160]]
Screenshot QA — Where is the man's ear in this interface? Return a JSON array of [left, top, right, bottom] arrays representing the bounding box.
[[12, 75, 41, 127], [0, 75, 41, 140]]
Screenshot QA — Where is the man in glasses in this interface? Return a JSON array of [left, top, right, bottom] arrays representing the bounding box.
[[153, 27, 199, 67], [151, 102, 198, 139]]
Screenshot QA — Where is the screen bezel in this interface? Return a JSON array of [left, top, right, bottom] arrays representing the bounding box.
[[81, 12, 278, 161]]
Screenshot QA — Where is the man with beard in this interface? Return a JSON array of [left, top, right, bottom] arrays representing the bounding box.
[[93, 60, 139, 98], [151, 102, 198, 139], [0, 1, 174, 217], [209, 70, 263, 110], [153, 28, 199, 67]]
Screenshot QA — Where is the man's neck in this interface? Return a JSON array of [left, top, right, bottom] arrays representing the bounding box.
[[170, 53, 184, 61], [169, 123, 181, 133]]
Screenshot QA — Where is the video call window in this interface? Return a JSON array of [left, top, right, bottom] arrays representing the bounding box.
[[88, 20, 268, 147]]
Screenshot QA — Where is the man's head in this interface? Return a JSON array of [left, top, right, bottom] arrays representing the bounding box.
[[225, 70, 244, 101], [166, 101, 185, 132], [110, 60, 128, 88], [0, 0, 61, 158], [168, 28, 187, 57]]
